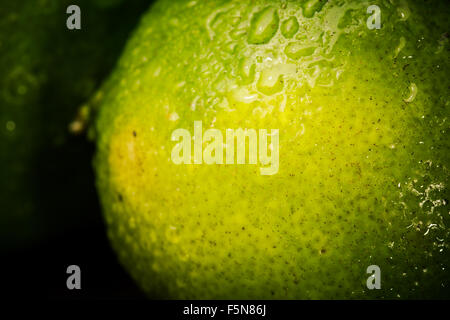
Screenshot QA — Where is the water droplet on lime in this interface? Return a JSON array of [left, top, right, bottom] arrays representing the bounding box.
[[248, 7, 279, 44], [285, 42, 316, 60], [281, 16, 299, 39]]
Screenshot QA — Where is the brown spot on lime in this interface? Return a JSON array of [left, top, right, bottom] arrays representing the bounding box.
[[133, 130, 137, 137]]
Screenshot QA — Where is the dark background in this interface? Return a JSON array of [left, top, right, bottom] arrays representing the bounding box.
[[1, 0, 154, 300], [5, 140, 145, 300]]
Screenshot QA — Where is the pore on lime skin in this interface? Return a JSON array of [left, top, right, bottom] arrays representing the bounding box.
[[93, 0, 450, 299]]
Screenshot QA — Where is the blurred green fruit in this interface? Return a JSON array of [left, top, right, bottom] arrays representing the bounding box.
[[94, 0, 450, 298], [0, 0, 149, 251]]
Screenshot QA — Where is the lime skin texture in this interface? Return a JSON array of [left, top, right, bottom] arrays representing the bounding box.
[[94, 0, 450, 299]]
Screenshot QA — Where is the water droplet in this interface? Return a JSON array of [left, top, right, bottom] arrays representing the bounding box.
[[153, 66, 161, 77], [302, 0, 327, 18], [224, 41, 237, 54], [231, 87, 258, 103], [238, 57, 256, 84], [404, 83, 418, 103], [285, 42, 316, 60], [186, 0, 197, 8], [281, 16, 299, 39], [248, 7, 279, 44], [397, 4, 410, 21], [229, 26, 246, 40], [393, 37, 406, 59], [169, 112, 179, 121], [206, 3, 234, 40], [257, 68, 284, 95], [176, 81, 186, 89]]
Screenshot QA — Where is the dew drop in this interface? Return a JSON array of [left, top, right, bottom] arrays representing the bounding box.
[[281, 16, 299, 39], [176, 81, 186, 89], [404, 83, 418, 103], [285, 42, 316, 60], [153, 66, 161, 77], [397, 5, 410, 21], [257, 68, 284, 95], [232, 87, 258, 103], [302, 0, 327, 18], [224, 41, 237, 54], [169, 112, 179, 121], [229, 26, 247, 40], [186, 0, 197, 8], [238, 57, 256, 84], [393, 37, 406, 59], [248, 7, 279, 45]]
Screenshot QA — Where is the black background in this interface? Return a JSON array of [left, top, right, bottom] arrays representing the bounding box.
[[1, 0, 150, 300], [4, 137, 145, 300]]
